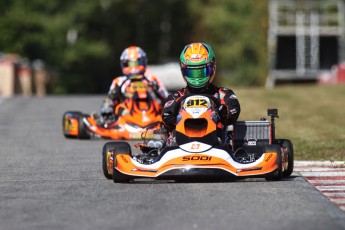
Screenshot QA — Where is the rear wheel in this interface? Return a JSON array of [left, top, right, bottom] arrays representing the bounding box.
[[279, 139, 294, 177], [264, 144, 283, 181], [112, 142, 132, 183]]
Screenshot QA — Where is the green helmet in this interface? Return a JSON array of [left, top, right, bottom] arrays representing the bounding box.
[[180, 43, 216, 89]]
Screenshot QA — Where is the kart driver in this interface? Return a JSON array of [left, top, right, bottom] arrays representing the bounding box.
[[162, 42, 241, 148], [99, 46, 169, 126]]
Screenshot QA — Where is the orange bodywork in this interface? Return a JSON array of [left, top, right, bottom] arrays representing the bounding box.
[[176, 109, 216, 138], [88, 94, 162, 139], [63, 113, 161, 140], [84, 114, 161, 140], [175, 96, 217, 138], [113, 150, 279, 178]]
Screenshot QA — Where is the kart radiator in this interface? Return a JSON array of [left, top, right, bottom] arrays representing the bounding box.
[[231, 120, 271, 145]]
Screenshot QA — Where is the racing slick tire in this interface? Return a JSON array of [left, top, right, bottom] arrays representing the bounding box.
[[264, 144, 283, 181], [102, 142, 117, 180], [278, 139, 294, 177], [62, 111, 82, 139], [112, 142, 132, 183], [77, 114, 91, 139]]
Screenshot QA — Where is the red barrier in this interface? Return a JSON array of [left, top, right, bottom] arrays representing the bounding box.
[[337, 62, 345, 83]]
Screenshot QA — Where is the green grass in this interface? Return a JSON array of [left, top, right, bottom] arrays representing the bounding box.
[[233, 84, 345, 161]]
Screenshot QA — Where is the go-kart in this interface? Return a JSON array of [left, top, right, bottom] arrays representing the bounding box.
[[102, 94, 294, 182], [62, 87, 163, 140]]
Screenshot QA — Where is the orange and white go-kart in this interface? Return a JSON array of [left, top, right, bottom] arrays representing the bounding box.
[[102, 94, 294, 182], [62, 91, 163, 140]]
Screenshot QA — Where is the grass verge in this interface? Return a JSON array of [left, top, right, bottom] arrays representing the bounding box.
[[233, 84, 345, 161]]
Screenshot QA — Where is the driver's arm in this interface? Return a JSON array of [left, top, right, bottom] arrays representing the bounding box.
[[149, 76, 169, 102], [108, 77, 125, 105], [219, 88, 241, 126], [162, 92, 181, 130]]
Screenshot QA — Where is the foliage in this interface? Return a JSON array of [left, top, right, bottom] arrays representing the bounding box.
[[187, 0, 268, 86], [0, 0, 268, 93]]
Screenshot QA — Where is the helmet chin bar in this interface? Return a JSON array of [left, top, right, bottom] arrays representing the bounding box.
[[186, 83, 210, 94], [185, 75, 211, 89]]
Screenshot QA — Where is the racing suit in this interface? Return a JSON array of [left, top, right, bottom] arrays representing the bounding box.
[[162, 84, 241, 147], [100, 74, 168, 123]]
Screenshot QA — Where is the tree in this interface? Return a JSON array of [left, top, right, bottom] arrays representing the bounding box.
[[187, 0, 268, 87], [0, 0, 269, 93]]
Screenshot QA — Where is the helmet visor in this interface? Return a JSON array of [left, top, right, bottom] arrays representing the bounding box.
[[182, 64, 213, 88], [123, 59, 146, 68]]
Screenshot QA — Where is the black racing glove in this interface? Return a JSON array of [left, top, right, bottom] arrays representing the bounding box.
[[108, 89, 117, 101], [162, 112, 176, 129], [218, 105, 230, 126], [149, 81, 159, 91]]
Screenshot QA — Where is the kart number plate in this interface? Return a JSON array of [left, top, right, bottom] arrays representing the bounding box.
[[183, 96, 211, 118]]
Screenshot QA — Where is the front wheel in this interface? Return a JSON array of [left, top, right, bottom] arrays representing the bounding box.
[[264, 144, 283, 181], [111, 142, 132, 183], [102, 142, 117, 179], [77, 114, 91, 139]]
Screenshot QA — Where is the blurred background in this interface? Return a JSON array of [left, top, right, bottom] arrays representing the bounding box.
[[0, 0, 344, 96]]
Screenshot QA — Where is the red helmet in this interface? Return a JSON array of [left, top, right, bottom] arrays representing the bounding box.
[[120, 46, 147, 76]]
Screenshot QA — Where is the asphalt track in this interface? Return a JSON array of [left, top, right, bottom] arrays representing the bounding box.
[[0, 96, 345, 230]]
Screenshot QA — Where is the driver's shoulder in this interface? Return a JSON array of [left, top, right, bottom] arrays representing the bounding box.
[[217, 86, 235, 94], [144, 74, 157, 81], [167, 88, 186, 100], [113, 75, 128, 84]]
